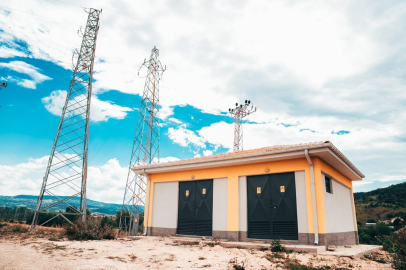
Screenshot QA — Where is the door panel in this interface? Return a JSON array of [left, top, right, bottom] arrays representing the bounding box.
[[195, 180, 213, 236], [177, 181, 196, 235], [270, 173, 298, 240], [247, 174, 272, 239], [177, 180, 213, 236], [247, 172, 298, 240]]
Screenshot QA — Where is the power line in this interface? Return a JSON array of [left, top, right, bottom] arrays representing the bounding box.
[[0, 5, 82, 28], [46, 0, 86, 9], [89, 117, 127, 162]]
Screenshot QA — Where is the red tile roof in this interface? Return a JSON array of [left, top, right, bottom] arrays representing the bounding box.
[[165, 141, 325, 165], [134, 140, 364, 178]]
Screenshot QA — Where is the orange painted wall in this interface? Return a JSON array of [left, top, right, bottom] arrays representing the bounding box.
[[145, 156, 356, 234]]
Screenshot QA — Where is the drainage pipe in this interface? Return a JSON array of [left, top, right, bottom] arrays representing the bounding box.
[[142, 169, 151, 236], [305, 149, 319, 245]]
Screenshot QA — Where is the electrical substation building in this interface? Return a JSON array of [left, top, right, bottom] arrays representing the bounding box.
[[134, 141, 363, 246]]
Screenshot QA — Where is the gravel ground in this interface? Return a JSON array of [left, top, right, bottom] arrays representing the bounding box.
[[0, 223, 394, 269]]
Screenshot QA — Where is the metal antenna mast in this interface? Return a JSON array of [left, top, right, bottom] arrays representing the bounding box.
[[118, 46, 166, 237], [228, 100, 257, 152], [30, 8, 101, 231]]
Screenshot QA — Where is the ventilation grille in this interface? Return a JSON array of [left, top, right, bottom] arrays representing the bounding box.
[[177, 220, 194, 235], [273, 221, 298, 240], [195, 220, 212, 236], [249, 221, 271, 239]]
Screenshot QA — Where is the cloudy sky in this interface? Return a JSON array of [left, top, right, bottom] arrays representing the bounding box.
[[0, 0, 405, 204]]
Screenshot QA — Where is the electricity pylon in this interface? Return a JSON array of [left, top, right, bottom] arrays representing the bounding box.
[[30, 8, 101, 231], [118, 46, 165, 237], [228, 100, 257, 152]]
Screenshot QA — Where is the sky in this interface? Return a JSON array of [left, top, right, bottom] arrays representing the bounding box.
[[0, 0, 405, 204]]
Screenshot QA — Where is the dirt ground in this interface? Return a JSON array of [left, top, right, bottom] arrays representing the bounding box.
[[0, 223, 394, 269]]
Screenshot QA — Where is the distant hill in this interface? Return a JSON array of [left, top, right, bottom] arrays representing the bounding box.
[[354, 181, 406, 225], [0, 195, 144, 215]]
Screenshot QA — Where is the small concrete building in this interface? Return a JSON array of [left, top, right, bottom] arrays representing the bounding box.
[[134, 141, 364, 246]]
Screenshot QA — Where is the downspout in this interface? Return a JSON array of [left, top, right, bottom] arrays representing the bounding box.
[[142, 169, 151, 236], [305, 149, 319, 245]]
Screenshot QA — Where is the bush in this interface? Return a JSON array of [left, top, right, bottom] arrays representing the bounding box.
[[65, 217, 115, 240], [12, 226, 28, 233], [367, 219, 376, 223], [376, 223, 392, 236], [270, 239, 285, 252], [379, 228, 406, 269]]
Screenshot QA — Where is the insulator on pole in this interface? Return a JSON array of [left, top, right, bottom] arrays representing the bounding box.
[[228, 100, 257, 152]]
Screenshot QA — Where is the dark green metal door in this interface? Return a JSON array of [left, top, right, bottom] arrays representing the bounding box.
[[247, 172, 298, 240], [177, 180, 213, 236]]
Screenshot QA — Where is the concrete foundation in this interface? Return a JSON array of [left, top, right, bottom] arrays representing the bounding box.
[[148, 227, 358, 247]]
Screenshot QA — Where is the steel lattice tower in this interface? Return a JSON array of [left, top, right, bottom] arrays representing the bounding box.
[[228, 100, 257, 152], [118, 46, 165, 237], [30, 8, 101, 231]]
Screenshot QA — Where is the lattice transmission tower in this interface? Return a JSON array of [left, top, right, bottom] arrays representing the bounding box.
[[30, 8, 101, 231], [118, 46, 166, 237], [228, 100, 257, 152]]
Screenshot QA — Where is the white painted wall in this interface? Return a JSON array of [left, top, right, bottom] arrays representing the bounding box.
[[322, 174, 356, 233], [213, 178, 228, 231], [151, 181, 179, 228], [294, 171, 309, 233]]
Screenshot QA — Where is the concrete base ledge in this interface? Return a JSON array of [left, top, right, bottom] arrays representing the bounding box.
[[220, 242, 325, 254], [318, 245, 382, 258]]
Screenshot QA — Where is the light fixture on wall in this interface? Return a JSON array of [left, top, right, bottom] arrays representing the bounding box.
[[191, 175, 195, 179], [265, 168, 270, 172]]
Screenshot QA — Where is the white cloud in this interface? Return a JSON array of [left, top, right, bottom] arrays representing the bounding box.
[[42, 90, 133, 122], [194, 154, 201, 158], [0, 46, 27, 58], [0, 155, 178, 203], [167, 125, 207, 149], [352, 181, 373, 187], [0, 61, 51, 89], [168, 117, 182, 124], [203, 150, 213, 156], [158, 156, 180, 163], [42, 90, 67, 115], [376, 175, 406, 183]]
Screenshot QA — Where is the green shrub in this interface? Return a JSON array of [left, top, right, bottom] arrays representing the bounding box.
[[270, 239, 285, 252], [12, 226, 28, 233], [367, 219, 375, 223], [376, 223, 392, 236], [65, 217, 115, 240], [379, 228, 406, 269]]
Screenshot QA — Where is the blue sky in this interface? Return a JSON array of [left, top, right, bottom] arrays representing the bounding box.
[[0, 0, 406, 203]]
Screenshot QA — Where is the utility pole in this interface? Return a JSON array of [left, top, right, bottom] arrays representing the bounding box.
[[229, 100, 257, 152], [118, 47, 165, 237], [0, 82, 7, 108], [30, 8, 102, 231]]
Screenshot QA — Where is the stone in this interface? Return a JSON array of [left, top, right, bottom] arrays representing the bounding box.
[[345, 245, 352, 248], [328, 245, 337, 251], [202, 237, 206, 240]]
